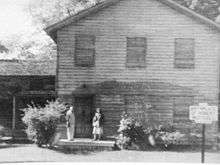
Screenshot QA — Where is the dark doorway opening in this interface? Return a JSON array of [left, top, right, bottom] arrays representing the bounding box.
[[0, 98, 12, 135], [74, 96, 94, 138]]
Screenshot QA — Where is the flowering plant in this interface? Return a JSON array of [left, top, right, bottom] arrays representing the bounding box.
[[116, 112, 149, 149], [22, 100, 66, 147]]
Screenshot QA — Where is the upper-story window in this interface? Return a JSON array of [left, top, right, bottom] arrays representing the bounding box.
[[75, 35, 95, 67], [174, 38, 195, 69], [126, 37, 146, 68]]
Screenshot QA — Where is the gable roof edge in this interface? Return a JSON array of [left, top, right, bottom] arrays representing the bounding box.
[[45, 0, 220, 42], [157, 0, 220, 32], [44, 0, 121, 42]]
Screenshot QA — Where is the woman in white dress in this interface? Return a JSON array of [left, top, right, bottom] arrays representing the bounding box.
[[92, 108, 104, 140]]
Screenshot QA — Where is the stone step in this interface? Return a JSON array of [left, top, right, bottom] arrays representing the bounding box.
[[56, 138, 116, 151]]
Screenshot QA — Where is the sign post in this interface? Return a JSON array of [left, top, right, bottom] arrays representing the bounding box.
[[189, 103, 218, 163], [201, 124, 205, 163]]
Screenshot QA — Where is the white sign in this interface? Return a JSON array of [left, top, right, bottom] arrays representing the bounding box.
[[189, 103, 218, 124]]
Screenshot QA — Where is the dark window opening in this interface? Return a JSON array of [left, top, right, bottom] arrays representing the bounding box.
[[174, 38, 195, 69], [75, 35, 95, 67], [126, 37, 146, 68], [173, 96, 194, 123], [29, 79, 44, 91]]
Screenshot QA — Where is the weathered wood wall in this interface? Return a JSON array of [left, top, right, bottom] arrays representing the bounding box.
[[0, 75, 55, 138], [56, 0, 220, 142]]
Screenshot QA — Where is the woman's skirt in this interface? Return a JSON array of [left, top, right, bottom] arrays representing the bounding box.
[[92, 126, 103, 135]]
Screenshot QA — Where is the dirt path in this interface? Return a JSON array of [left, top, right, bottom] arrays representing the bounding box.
[[0, 144, 219, 163]]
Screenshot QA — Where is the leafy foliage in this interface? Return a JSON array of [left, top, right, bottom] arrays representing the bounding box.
[[28, 0, 220, 27], [116, 112, 149, 150], [1, 29, 56, 75], [0, 43, 9, 53], [173, 0, 220, 21], [149, 125, 185, 148], [22, 100, 66, 147], [116, 112, 201, 150], [28, 0, 103, 26]]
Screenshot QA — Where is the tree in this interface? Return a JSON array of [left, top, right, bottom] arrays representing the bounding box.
[[27, 0, 101, 27], [0, 43, 9, 53], [173, 0, 220, 21], [1, 29, 56, 75]]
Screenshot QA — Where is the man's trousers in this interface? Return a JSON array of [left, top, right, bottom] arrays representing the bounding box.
[[67, 125, 75, 140]]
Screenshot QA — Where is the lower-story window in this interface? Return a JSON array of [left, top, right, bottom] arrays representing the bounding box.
[[173, 96, 194, 123], [124, 95, 146, 122]]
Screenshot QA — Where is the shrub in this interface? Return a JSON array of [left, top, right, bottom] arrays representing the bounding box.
[[116, 112, 186, 150], [22, 100, 66, 147], [116, 112, 150, 150], [154, 129, 185, 148]]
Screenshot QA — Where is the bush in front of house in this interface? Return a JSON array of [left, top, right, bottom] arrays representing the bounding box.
[[22, 100, 66, 147], [116, 112, 186, 150], [152, 125, 185, 149], [116, 112, 151, 150]]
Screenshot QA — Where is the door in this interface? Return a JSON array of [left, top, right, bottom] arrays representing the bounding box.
[[74, 96, 94, 138]]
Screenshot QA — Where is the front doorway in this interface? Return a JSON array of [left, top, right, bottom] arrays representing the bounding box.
[[74, 96, 94, 138]]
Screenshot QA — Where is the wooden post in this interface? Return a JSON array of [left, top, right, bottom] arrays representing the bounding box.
[[201, 124, 206, 163], [12, 96, 16, 138]]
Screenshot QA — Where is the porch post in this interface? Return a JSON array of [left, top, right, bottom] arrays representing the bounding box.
[[12, 96, 16, 138]]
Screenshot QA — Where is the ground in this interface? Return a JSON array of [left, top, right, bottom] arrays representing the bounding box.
[[0, 144, 219, 163]]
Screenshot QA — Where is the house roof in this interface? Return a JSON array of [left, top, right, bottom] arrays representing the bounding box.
[[45, 0, 220, 42], [0, 59, 56, 76]]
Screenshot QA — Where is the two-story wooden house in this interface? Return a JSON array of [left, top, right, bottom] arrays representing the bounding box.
[[45, 0, 220, 143]]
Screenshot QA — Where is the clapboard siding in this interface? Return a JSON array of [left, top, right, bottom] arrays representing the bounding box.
[[57, 0, 220, 102], [56, 0, 220, 140]]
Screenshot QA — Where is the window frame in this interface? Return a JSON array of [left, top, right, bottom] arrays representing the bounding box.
[[74, 34, 95, 67], [126, 37, 147, 68], [174, 38, 195, 69], [172, 96, 194, 123]]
